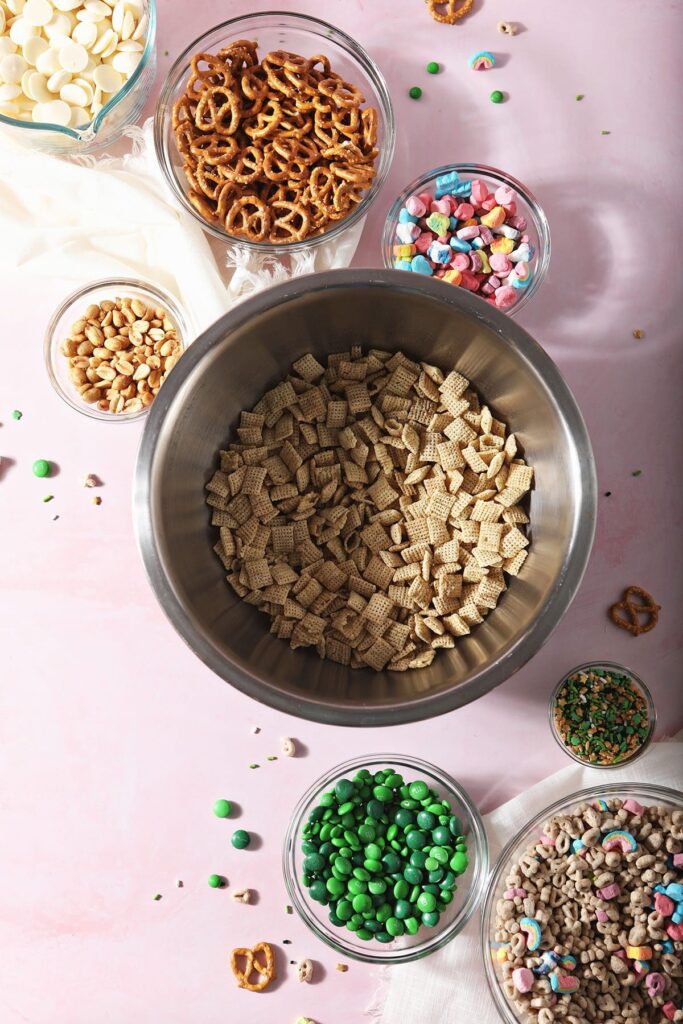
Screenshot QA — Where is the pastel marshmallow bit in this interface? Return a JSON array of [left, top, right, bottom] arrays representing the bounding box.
[[510, 243, 531, 262], [536, 951, 561, 976], [452, 253, 470, 271], [501, 199, 516, 216], [468, 251, 483, 273], [470, 236, 484, 250], [481, 196, 497, 212], [469, 49, 496, 71], [666, 922, 683, 940], [493, 223, 520, 239], [470, 179, 489, 204], [490, 236, 515, 255], [560, 955, 577, 972], [494, 944, 509, 963], [454, 202, 474, 220], [456, 225, 480, 241], [393, 243, 416, 258], [394, 259, 412, 271], [435, 170, 460, 198], [622, 799, 645, 815], [405, 195, 426, 218], [415, 231, 434, 254], [626, 945, 653, 960], [495, 185, 515, 206], [512, 967, 535, 993], [398, 208, 418, 224], [451, 179, 473, 197], [550, 973, 579, 995], [509, 215, 527, 230], [494, 285, 517, 309], [417, 190, 433, 207], [426, 212, 450, 236], [597, 883, 621, 901], [665, 883, 683, 901], [480, 205, 506, 229], [672, 853, 683, 868], [478, 250, 491, 273], [396, 221, 420, 244], [480, 282, 495, 297], [430, 198, 451, 215], [428, 241, 451, 265], [442, 268, 462, 286], [646, 972, 667, 996], [633, 959, 649, 976], [602, 830, 637, 854], [595, 909, 609, 922], [662, 1002, 676, 1021], [673, 908, 683, 925], [519, 917, 542, 951], [594, 799, 610, 811], [662, 940, 674, 953], [410, 254, 433, 276], [479, 227, 494, 245], [459, 270, 480, 292], [655, 893, 675, 916], [488, 275, 501, 289], [540, 834, 556, 846], [490, 252, 512, 274]]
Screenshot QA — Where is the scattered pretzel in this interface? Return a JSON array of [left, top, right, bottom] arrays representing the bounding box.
[[609, 585, 661, 637], [230, 941, 276, 991], [172, 39, 379, 244], [425, 0, 474, 24]]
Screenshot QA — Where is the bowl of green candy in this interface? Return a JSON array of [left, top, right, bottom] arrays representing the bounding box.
[[283, 754, 488, 963]]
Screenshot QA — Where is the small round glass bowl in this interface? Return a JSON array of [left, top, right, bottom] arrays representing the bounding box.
[[481, 783, 683, 1024], [549, 660, 656, 770], [382, 163, 550, 316], [154, 11, 395, 255], [44, 278, 190, 423], [283, 753, 488, 964], [0, 0, 156, 155]]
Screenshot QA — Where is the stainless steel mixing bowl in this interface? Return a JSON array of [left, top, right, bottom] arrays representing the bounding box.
[[134, 270, 596, 726]]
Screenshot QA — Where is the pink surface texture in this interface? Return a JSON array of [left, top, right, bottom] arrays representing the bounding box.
[[1, 1, 682, 1022]]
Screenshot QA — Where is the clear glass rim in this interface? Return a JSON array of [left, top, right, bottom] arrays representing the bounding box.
[[548, 659, 657, 770], [153, 10, 396, 255], [0, 0, 157, 141], [44, 276, 190, 423], [381, 162, 551, 316], [480, 781, 683, 1024], [282, 752, 489, 964]]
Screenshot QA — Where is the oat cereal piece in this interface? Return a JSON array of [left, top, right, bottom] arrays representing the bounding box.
[[206, 349, 533, 670]]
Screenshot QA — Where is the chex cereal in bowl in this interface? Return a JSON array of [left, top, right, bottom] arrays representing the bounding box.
[[383, 164, 551, 315], [134, 269, 596, 725]]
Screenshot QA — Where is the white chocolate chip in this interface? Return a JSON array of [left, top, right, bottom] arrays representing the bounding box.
[[9, 17, 39, 45], [68, 103, 88, 124], [41, 96, 70, 123], [35, 46, 59, 73], [23, 0, 54, 27], [7, 0, 27, 16], [0, 37, 18, 57], [60, 79, 86, 104], [92, 61, 118, 90], [47, 67, 70, 90], [26, 69, 50, 99], [23, 33, 48, 64], [0, 52, 28, 82], [44, 12, 73, 39], [0, 99, 19, 115], [110, 47, 136, 74], [71, 19, 96, 46], [0, 82, 21, 99], [58, 39, 87, 71]]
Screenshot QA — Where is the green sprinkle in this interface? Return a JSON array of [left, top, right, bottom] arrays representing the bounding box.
[[249, 763, 259, 769], [426, 61, 440, 75], [553, 667, 651, 765], [42, 495, 54, 503], [631, 470, 642, 476], [11, 409, 22, 420], [575, 94, 584, 101], [32, 459, 50, 478], [266, 755, 278, 761], [601, 130, 611, 135], [490, 90, 504, 104], [285, 904, 293, 914], [408, 86, 422, 100], [152, 893, 162, 901]]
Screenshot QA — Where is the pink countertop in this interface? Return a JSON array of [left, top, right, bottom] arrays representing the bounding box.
[[1, 1, 682, 1022]]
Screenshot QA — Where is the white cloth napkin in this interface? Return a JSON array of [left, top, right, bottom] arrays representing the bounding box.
[[377, 736, 683, 1023], [0, 120, 366, 337]]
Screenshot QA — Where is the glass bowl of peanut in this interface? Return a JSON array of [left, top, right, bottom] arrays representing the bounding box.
[[44, 279, 190, 422]]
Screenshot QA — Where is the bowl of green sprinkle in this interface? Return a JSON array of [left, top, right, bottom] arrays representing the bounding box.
[[282, 754, 488, 963], [549, 661, 656, 768]]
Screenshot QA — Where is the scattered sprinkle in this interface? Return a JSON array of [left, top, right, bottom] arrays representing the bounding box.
[[490, 89, 505, 104], [11, 409, 22, 420], [631, 470, 642, 477], [266, 755, 278, 762], [176, 880, 184, 887], [92, 496, 102, 505], [289, 959, 296, 965], [575, 94, 584, 101], [336, 963, 348, 972], [163, 49, 168, 56], [408, 86, 422, 100], [42, 495, 54, 503], [601, 130, 611, 135], [52, 515, 59, 521], [153, 893, 162, 901], [632, 329, 644, 339], [82, 474, 98, 488], [283, 939, 292, 945], [250, 725, 261, 734], [285, 905, 293, 914], [604, 491, 612, 497], [426, 61, 440, 75], [248, 762, 259, 769]]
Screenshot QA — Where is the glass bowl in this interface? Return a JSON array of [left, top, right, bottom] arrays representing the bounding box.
[[0, 0, 156, 155], [154, 11, 395, 255], [45, 278, 190, 423], [481, 783, 683, 1024], [283, 753, 488, 963], [382, 163, 550, 316], [549, 660, 656, 769]]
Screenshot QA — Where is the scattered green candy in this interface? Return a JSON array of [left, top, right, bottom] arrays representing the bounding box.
[[631, 469, 642, 477], [575, 94, 584, 101], [213, 799, 232, 818], [208, 874, 223, 888], [266, 755, 278, 761], [248, 763, 259, 769], [409, 86, 422, 100], [490, 90, 504, 104], [601, 130, 611, 135], [231, 828, 251, 850], [42, 495, 54, 503], [32, 459, 50, 478], [11, 409, 22, 420], [152, 893, 162, 901], [426, 61, 440, 74]]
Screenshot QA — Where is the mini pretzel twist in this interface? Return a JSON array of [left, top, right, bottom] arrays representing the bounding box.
[[230, 942, 276, 992], [609, 586, 660, 637], [426, 0, 474, 23]]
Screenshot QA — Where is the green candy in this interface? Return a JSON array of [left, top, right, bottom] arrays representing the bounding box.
[[490, 89, 504, 104], [403, 865, 423, 885], [326, 877, 345, 896], [32, 459, 50, 478], [367, 799, 384, 819], [409, 850, 427, 869], [352, 893, 372, 913], [417, 891, 437, 914], [432, 826, 451, 846], [335, 779, 355, 802], [408, 86, 422, 100], [384, 773, 403, 788], [336, 899, 353, 920], [358, 823, 376, 843], [304, 853, 325, 873], [394, 898, 411, 919], [426, 61, 440, 74], [231, 829, 251, 850], [406, 830, 427, 851], [334, 856, 352, 875], [404, 916, 420, 935], [417, 811, 436, 830], [373, 785, 393, 802], [422, 910, 440, 927], [408, 780, 429, 801], [450, 851, 469, 874], [393, 878, 409, 900], [386, 916, 404, 937], [394, 807, 414, 828], [213, 799, 232, 818], [208, 874, 223, 888], [368, 879, 387, 895]]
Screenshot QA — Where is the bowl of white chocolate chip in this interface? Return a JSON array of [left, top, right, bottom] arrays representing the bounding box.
[[482, 784, 683, 1024], [0, 0, 156, 153]]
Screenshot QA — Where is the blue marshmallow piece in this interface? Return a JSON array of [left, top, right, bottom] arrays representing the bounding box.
[[435, 170, 461, 199], [394, 259, 412, 271], [399, 208, 418, 224], [411, 254, 434, 276], [450, 238, 472, 252], [452, 179, 473, 197], [665, 884, 683, 901], [428, 242, 452, 265], [662, 940, 674, 953]]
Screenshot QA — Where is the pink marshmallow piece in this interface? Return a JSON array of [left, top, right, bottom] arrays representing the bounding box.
[[614, 949, 627, 960], [417, 191, 433, 208], [516, 261, 531, 281], [454, 202, 474, 220], [501, 199, 517, 216], [655, 893, 675, 917], [456, 225, 480, 240], [479, 227, 494, 245], [662, 1002, 676, 1021], [596, 909, 609, 922], [597, 883, 621, 901], [488, 276, 501, 289], [672, 853, 683, 868], [490, 252, 512, 274], [509, 215, 527, 231], [406, 195, 426, 218], [459, 270, 481, 292], [481, 283, 495, 296], [452, 253, 470, 271], [430, 198, 451, 215], [414, 231, 434, 254], [512, 967, 535, 994], [470, 179, 489, 204], [481, 196, 497, 212], [503, 887, 527, 899], [666, 922, 683, 940], [396, 222, 421, 244], [495, 185, 515, 206], [494, 285, 516, 309], [622, 799, 645, 816], [540, 835, 556, 846]]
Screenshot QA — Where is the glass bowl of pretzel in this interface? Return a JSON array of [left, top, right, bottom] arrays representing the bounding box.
[[154, 12, 395, 253]]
